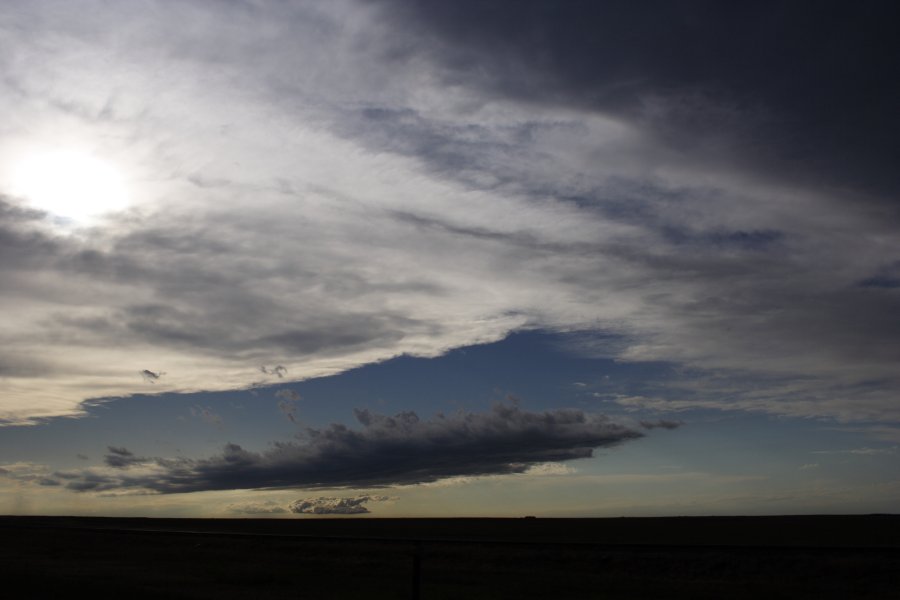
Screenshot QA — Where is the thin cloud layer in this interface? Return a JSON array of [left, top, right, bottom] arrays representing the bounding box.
[[226, 500, 288, 515], [0, 0, 898, 425], [57, 403, 644, 493]]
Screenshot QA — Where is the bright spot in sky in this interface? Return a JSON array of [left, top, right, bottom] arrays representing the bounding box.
[[11, 149, 129, 222]]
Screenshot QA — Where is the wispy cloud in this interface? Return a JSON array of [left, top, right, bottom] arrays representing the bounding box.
[[0, 462, 57, 486], [813, 446, 898, 456], [0, 0, 898, 427], [189, 406, 223, 428], [275, 389, 301, 402], [226, 500, 288, 515], [275, 390, 301, 423]]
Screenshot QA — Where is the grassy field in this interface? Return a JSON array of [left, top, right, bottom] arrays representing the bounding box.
[[2, 515, 898, 599]]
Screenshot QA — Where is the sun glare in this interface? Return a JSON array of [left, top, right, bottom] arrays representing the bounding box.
[[11, 149, 129, 222]]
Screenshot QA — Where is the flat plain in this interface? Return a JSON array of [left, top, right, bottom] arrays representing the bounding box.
[[2, 515, 897, 599]]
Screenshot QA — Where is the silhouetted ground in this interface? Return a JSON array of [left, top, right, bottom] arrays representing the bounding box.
[[1, 515, 898, 598]]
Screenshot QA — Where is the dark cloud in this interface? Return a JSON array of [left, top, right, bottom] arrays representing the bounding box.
[[377, 0, 900, 199], [289, 495, 392, 515], [257, 318, 410, 356], [115, 295, 429, 361], [62, 403, 643, 493], [639, 420, 682, 430], [859, 263, 900, 290], [139, 369, 163, 383], [0, 196, 46, 222], [62, 471, 123, 492], [261, 365, 288, 378], [104, 446, 140, 468], [860, 276, 900, 290], [0, 199, 60, 271]]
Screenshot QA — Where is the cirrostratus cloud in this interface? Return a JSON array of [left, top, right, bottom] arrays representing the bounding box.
[[1, 0, 899, 426]]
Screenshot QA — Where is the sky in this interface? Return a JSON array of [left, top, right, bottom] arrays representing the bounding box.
[[1, 0, 899, 518]]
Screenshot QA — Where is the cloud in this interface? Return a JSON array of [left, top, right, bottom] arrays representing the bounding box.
[[639, 420, 682, 430], [275, 389, 301, 402], [226, 500, 288, 515], [0, 461, 55, 485], [261, 365, 288, 378], [139, 370, 163, 383], [189, 405, 223, 428], [59, 402, 643, 493], [289, 495, 393, 515], [0, 0, 898, 427], [524, 462, 574, 476], [379, 0, 900, 198], [848, 447, 897, 456], [276, 391, 301, 423], [813, 446, 898, 457], [104, 446, 140, 468], [278, 402, 298, 423]]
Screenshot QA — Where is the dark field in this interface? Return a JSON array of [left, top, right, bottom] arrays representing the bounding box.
[[2, 515, 898, 599]]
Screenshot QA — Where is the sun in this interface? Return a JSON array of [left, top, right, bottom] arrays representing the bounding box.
[[10, 148, 129, 222]]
